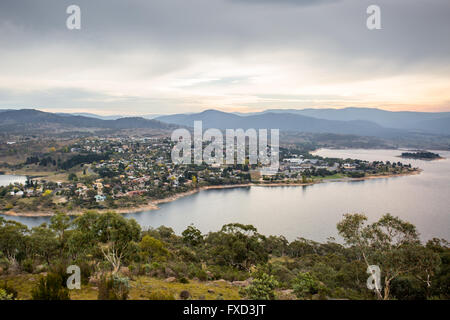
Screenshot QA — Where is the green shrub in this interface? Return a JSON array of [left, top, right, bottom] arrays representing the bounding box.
[[208, 265, 247, 281], [128, 263, 136, 274], [97, 274, 130, 300], [31, 273, 70, 300], [75, 261, 93, 285], [391, 276, 427, 300], [178, 247, 200, 263], [0, 281, 18, 300], [142, 263, 152, 274], [178, 277, 189, 284], [292, 272, 325, 299], [195, 269, 208, 281], [0, 288, 14, 300], [241, 273, 278, 300], [21, 259, 34, 273], [269, 263, 295, 288], [49, 262, 69, 277], [139, 235, 169, 263]]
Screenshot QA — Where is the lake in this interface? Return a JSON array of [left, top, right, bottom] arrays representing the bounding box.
[[0, 174, 27, 187], [2, 149, 449, 242]]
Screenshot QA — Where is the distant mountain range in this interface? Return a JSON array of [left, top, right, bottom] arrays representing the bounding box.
[[0, 109, 175, 133], [1, 107, 449, 137], [57, 112, 163, 120], [261, 108, 450, 135], [155, 108, 450, 137], [155, 110, 400, 137]]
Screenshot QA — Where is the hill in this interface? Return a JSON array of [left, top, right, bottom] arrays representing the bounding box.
[[263, 107, 450, 135], [0, 109, 176, 133], [156, 109, 400, 137]]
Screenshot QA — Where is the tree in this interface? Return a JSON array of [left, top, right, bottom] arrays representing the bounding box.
[[206, 223, 268, 270], [71, 211, 141, 274], [139, 235, 169, 263], [0, 218, 29, 269], [263, 235, 289, 256], [408, 245, 440, 294], [292, 272, 322, 299], [155, 225, 176, 241], [86, 189, 97, 205], [426, 238, 450, 299], [50, 212, 71, 256], [182, 225, 203, 247], [29, 224, 59, 264], [337, 213, 438, 300], [288, 237, 319, 257]]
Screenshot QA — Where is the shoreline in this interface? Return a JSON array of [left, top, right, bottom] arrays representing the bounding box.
[[0, 169, 421, 218]]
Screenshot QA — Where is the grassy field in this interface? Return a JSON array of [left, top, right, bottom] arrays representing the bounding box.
[[309, 173, 345, 182], [0, 274, 242, 300], [319, 173, 346, 180], [4, 165, 96, 183]]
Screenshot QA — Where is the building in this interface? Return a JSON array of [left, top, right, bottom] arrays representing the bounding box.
[[95, 195, 106, 202]]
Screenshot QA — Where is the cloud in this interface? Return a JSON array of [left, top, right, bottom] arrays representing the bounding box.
[[0, 0, 449, 113]]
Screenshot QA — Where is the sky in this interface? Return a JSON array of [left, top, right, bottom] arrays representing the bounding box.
[[0, 0, 449, 115]]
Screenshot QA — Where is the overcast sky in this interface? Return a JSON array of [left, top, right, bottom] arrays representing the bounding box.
[[0, 0, 449, 115]]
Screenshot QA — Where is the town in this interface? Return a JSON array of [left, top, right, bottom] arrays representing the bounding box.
[[0, 136, 418, 215]]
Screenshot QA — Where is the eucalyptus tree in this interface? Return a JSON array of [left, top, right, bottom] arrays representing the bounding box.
[[205, 223, 268, 271], [337, 213, 440, 300], [50, 212, 71, 256], [70, 211, 141, 273], [0, 217, 29, 270], [29, 224, 59, 265]]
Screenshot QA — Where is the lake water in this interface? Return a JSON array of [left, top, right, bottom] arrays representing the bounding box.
[[2, 149, 449, 242], [0, 174, 27, 187]]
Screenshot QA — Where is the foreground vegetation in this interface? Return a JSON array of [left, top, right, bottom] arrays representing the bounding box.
[[0, 212, 448, 300]]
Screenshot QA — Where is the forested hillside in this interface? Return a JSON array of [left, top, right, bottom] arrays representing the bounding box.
[[0, 212, 448, 300]]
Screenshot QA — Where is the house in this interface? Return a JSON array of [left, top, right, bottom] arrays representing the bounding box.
[[93, 182, 103, 191], [76, 183, 87, 189], [343, 163, 356, 170], [259, 167, 278, 176], [126, 190, 146, 196], [283, 158, 304, 164], [95, 195, 106, 202]]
